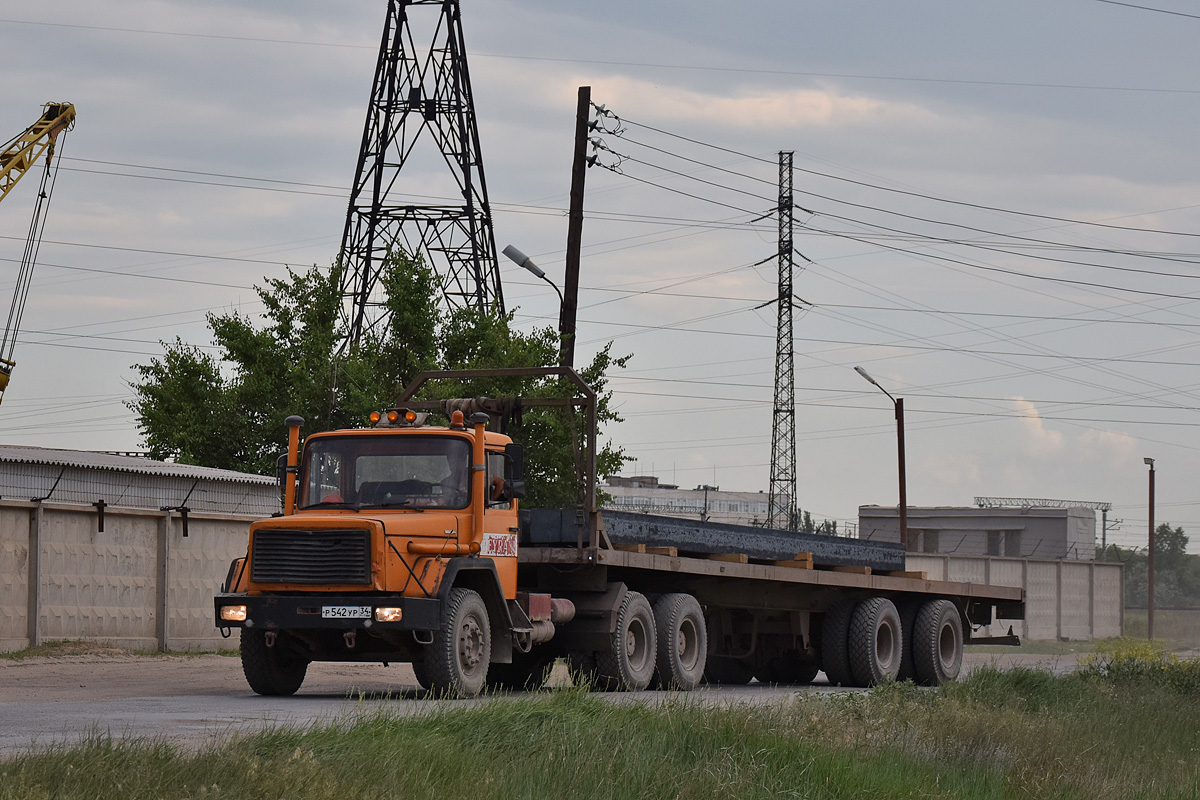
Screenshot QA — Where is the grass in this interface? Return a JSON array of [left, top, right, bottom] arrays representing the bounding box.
[[0, 640, 239, 660], [1, 641, 1197, 799]]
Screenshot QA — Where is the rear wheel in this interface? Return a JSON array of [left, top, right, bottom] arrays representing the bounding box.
[[652, 593, 707, 690], [848, 597, 903, 687], [912, 599, 963, 686], [421, 587, 491, 698], [595, 590, 656, 691], [241, 629, 309, 696], [820, 599, 858, 687]]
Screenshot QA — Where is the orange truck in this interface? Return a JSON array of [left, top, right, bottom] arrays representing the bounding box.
[[215, 367, 1024, 697]]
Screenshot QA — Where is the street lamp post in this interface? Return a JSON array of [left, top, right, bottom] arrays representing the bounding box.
[[855, 367, 908, 550], [1144, 457, 1156, 640], [503, 245, 567, 365]]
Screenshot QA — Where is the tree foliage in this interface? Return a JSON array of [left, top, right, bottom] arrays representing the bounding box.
[[1102, 523, 1200, 610], [130, 252, 628, 508]]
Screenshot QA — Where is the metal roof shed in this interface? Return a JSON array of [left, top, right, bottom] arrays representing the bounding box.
[[0, 445, 278, 517]]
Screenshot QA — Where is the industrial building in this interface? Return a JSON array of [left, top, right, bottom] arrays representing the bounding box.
[[603, 475, 770, 527], [859, 505, 1096, 561]]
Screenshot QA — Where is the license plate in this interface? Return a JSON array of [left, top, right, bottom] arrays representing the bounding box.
[[321, 605, 371, 619]]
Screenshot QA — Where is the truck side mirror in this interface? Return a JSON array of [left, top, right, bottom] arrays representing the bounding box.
[[276, 452, 288, 500]]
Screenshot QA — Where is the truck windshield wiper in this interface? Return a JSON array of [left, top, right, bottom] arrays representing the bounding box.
[[301, 501, 359, 511], [375, 499, 422, 509]]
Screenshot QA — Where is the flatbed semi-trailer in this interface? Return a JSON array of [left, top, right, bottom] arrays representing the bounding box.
[[214, 367, 1025, 697]]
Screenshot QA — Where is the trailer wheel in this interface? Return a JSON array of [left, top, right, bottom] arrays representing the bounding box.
[[240, 629, 308, 696], [912, 599, 963, 686], [487, 651, 554, 691], [420, 587, 491, 698], [595, 590, 657, 691], [848, 597, 903, 687], [651, 593, 707, 690], [820, 599, 858, 687]]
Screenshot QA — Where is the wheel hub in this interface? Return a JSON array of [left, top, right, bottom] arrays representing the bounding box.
[[459, 617, 485, 671]]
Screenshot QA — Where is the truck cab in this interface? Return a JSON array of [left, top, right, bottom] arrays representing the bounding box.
[[215, 407, 564, 698]]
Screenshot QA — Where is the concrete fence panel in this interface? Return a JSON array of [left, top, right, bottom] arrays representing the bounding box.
[[1, 500, 252, 653], [907, 553, 1123, 641], [0, 507, 30, 651]]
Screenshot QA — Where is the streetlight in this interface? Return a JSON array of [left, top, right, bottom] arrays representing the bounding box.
[[1144, 456, 1156, 640], [503, 245, 567, 364], [855, 366, 908, 550]]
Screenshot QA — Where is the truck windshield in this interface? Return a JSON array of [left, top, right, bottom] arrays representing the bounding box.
[[299, 435, 472, 510]]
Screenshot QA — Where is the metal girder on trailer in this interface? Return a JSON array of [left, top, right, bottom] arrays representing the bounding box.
[[519, 546, 1025, 605], [600, 510, 906, 572]]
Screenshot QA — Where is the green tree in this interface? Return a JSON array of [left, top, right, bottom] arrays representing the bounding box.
[[130, 251, 628, 507], [1105, 523, 1200, 610]]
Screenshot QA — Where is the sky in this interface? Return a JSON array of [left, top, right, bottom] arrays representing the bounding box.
[[2, 0, 1199, 552]]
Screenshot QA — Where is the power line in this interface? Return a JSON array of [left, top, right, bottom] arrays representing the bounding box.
[[5, 16, 1199, 96], [1091, 0, 1200, 21], [614, 114, 1200, 238]]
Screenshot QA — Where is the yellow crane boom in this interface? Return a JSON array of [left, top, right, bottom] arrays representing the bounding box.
[[0, 102, 75, 203], [0, 102, 77, 402]]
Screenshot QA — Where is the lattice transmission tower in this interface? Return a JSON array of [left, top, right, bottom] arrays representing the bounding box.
[[767, 151, 796, 531], [340, 0, 503, 348]]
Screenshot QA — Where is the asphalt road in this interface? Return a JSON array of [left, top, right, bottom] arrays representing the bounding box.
[[0, 651, 1082, 756]]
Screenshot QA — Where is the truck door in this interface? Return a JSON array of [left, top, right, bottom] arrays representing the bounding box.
[[482, 449, 518, 597]]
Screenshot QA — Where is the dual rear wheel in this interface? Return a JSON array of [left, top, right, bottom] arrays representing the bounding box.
[[821, 597, 962, 687], [570, 591, 708, 691]]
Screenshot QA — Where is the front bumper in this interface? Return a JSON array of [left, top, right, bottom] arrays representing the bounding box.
[[214, 592, 440, 632]]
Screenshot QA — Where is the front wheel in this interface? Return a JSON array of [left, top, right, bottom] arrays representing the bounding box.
[[240, 629, 309, 696], [421, 587, 491, 698]]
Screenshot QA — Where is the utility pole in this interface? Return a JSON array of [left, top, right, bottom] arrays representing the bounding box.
[[1145, 457, 1156, 639], [339, 0, 503, 350], [767, 152, 796, 532], [561, 86, 591, 369]]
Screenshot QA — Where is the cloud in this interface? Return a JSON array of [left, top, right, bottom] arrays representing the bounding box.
[[1011, 397, 1064, 457], [1080, 428, 1138, 463]]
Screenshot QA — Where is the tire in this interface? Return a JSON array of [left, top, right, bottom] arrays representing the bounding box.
[[912, 599, 963, 686], [896, 598, 921, 683], [820, 599, 858, 687], [487, 651, 554, 691], [411, 654, 432, 690], [240, 629, 309, 696], [595, 590, 656, 691], [848, 597, 903, 687], [703, 656, 754, 685], [420, 587, 491, 698], [651, 593, 707, 691]]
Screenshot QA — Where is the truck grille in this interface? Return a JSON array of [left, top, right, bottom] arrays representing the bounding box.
[[251, 529, 372, 585]]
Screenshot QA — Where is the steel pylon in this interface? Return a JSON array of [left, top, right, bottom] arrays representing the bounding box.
[[767, 151, 796, 531], [340, 0, 503, 348]]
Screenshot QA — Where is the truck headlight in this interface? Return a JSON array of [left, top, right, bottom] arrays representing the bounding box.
[[374, 607, 403, 622], [220, 605, 248, 622]]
